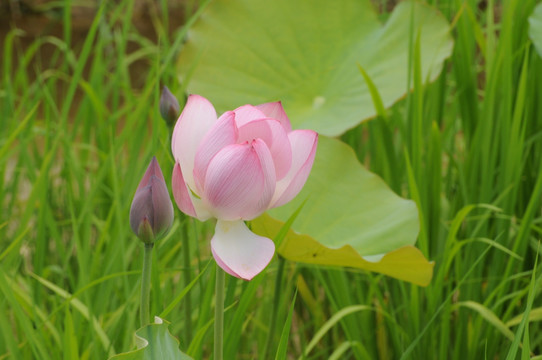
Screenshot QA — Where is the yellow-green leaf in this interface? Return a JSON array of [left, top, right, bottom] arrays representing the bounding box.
[[254, 213, 432, 287]]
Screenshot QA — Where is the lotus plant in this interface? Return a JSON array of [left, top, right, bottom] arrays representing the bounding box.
[[129, 157, 173, 326], [171, 95, 318, 280]]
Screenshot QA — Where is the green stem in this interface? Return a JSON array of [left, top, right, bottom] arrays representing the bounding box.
[[182, 223, 193, 341], [214, 264, 225, 360], [140, 243, 154, 327], [263, 256, 286, 359]]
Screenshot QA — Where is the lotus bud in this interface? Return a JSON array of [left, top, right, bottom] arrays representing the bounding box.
[[130, 157, 174, 244], [159, 86, 180, 126]]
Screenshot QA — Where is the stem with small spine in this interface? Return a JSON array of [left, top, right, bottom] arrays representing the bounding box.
[[140, 243, 154, 327], [214, 264, 225, 360]]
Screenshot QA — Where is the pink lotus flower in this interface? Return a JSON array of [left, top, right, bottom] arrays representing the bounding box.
[[171, 95, 318, 280]]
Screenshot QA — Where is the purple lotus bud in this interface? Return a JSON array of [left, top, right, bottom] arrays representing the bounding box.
[[130, 157, 174, 244], [160, 86, 180, 126]]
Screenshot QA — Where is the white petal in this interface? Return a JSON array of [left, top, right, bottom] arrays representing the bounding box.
[[211, 220, 275, 280], [171, 95, 217, 189]]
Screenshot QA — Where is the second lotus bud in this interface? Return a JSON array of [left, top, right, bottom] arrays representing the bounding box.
[[130, 157, 174, 244], [160, 86, 181, 126]]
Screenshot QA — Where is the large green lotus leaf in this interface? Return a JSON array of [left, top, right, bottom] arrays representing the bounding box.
[[178, 0, 453, 136], [251, 136, 433, 286], [529, 3, 542, 58], [109, 317, 192, 360]]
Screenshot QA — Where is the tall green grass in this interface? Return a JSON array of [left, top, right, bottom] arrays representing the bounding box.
[[1, 0, 542, 359]]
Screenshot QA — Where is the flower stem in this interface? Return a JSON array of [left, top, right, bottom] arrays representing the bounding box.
[[182, 223, 193, 341], [140, 242, 154, 327], [263, 256, 285, 359], [214, 264, 225, 360]]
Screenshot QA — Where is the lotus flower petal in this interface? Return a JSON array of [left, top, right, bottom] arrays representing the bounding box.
[[232, 104, 267, 127], [271, 130, 318, 208], [237, 118, 292, 180], [151, 176, 175, 234], [193, 111, 238, 192], [135, 157, 166, 191], [211, 220, 275, 280], [130, 184, 154, 235], [172, 163, 212, 221], [203, 139, 276, 220], [171, 95, 217, 189], [255, 102, 292, 132]]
